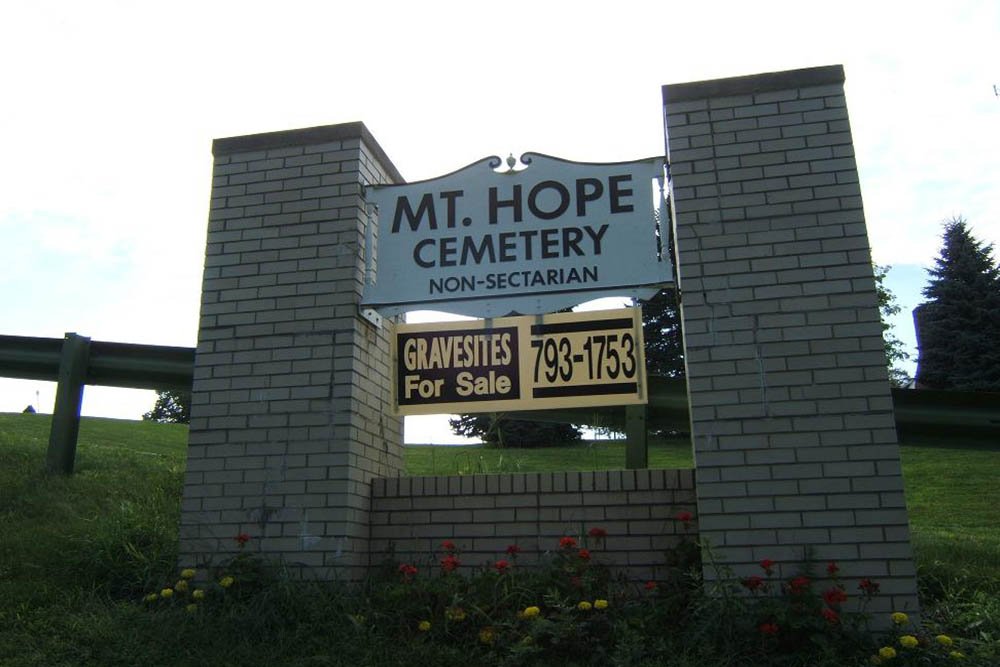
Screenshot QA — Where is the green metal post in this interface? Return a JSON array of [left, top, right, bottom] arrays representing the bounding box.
[[46, 333, 91, 474], [625, 403, 648, 469]]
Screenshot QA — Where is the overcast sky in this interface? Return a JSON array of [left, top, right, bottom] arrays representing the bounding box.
[[1, 1, 997, 442]]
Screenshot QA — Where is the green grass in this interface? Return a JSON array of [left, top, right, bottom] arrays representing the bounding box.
[[2, 413, 999, 665], [403, 436, 693, 476]]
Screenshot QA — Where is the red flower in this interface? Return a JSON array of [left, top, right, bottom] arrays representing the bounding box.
[[822, 587, 847, 607], [759, 559, 775, 575], [494, 560, 510, 573], [644, 581, 658, 591], [398, 564, 417, 579], [441, 554, 461, 572], [441, 540, 457, 552], [505, 544, 521, 556], [588, 527, 607, 538], [858, 578, 880, 598], [234, 533, 250, 545], [759, 623, 779, 636], [826, 561, 839, 576], [788, 576, 810, 595], [822, 608, 839, 625], [742, 575, 764, 591], [578, 549, 591, 561], [559, 537, 577, 549], [676, 512, 693, 522]]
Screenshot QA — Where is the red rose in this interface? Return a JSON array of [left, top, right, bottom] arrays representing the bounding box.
[[441, 540, 456, 552], [826, 561, 839, 576], [234, 533, 250, 545], [559, 537, 577, 549], [742, 575, 764, 591], [822, 608, 839, 625], [441, 554, 461, 572], [578, 549, 591, 561], [505, 544, 521, 556], [398, 564, 417, 579], [676, 512, 693, 522], [822, 587, 847, 606], [494, 560, 510, 573], [588, 527, 607, 538], [759, 559, 775, 575], [788, 576, 810, 595], [644, 581, 658, 591], [858, 578, 880, 598], [759, 623, 779, 636]]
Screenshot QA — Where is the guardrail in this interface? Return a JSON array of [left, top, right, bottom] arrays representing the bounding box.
[[3, 333, 998, 473], [0, 333, 195, 473]]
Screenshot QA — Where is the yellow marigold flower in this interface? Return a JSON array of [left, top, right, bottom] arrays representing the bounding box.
[[577, 601, 592, 611], [936, 635, 954, 647], [143, 593, 159, 602], [160, 588, 174, 598], [478, 627, 497, 645], [890, 612, 909, 626], [879, 646, 897, 659], [174, 580, 189, 592], [445, 607, 466, 622], [418, 620, 431, 632], [192, 589, 205, 600], [950, 651, 966, 659], [185, 603, 197, 613], [180, 568, 196, 579], [522, 606, 540, 618], [219, 576, 235, 588], [594, 599, 608, 610], [899, 635, 919, 648]]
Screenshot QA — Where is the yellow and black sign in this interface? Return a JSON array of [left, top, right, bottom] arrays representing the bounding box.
[[394, 307, 647, 415]]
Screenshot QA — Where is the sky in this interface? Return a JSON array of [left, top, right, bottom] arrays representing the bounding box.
[[1, 1, 997, 443]]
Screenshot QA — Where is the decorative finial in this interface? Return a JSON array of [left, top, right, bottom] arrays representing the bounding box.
[[506, 153, 516, 170]]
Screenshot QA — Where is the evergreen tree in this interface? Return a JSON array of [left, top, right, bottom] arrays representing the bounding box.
[[448, 413, 581, 448], [917, 217, 1000, 391], [873, 264, 912, 387], [143, 389, 191, 424], [638, 288, 684, 378]]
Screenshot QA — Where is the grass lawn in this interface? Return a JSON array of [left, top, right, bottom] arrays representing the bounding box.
[[1, 412, 998, 665]]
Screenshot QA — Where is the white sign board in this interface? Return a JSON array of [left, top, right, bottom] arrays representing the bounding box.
[[362, 153, 672, 317]]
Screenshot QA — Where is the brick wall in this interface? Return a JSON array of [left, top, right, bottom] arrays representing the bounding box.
[[370, 469, 696, 581], [663, 65, 919, 616], [180, 122, 404, 580]]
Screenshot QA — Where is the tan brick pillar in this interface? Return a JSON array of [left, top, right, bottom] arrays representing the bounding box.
[[180, 122, 403, 581], [664, 66, 919, 617]]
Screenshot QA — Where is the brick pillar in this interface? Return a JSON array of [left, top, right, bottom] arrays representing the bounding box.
[[664, 66, 919, 617], [180, 122, 404, 581]]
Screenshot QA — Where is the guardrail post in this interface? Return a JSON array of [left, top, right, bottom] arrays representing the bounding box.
[[625, 403, 648, 469], [46, 332, 91, 474]]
